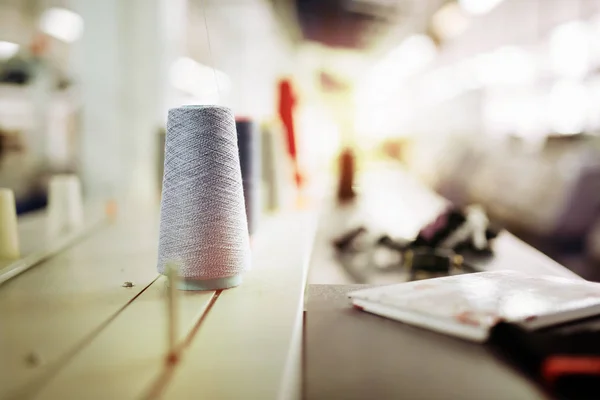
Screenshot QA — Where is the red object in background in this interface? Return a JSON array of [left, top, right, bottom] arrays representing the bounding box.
[[542, 356, 600, 386], [277, 79, 303, 188]]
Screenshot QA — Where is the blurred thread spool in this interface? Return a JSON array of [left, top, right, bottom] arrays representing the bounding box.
[[236, 118, 261, 234], [157, 105, 250, 290], [261, 124, 278, 212], [337, 148, 356, 202], [0, 188, 20, 260], [47, 174, 84, 236], [261, 122, 295, 212]]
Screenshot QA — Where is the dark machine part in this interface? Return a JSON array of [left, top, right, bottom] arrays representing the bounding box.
[[336, 208, 501, 255], [333, 226, 367, 252], [294, 0, 404, 49], [404, 248, 479, 281], [332, 206, 497, 281], [491, 318, 600, 400], [412, 207, 501, 253], [404, 248, 458, 273], [377, 235, 411, 252]]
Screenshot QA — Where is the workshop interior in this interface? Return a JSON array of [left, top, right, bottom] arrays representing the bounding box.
[[2, 0, 600, 399]]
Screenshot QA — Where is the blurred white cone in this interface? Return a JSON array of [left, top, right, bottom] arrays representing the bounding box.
[[47, 174, 84, 236], [261, 122, 296, 213], [467, 205, 489, 250], [0, 188, 20, 260]]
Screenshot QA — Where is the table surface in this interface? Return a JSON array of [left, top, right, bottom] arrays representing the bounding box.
[[0, 164, 585, 400], [0, 204, 316, 400], [304, 284, 551, 400], [304, 165, 582, 400]]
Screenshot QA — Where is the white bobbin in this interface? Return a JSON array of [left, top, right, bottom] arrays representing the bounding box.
[[0, 188, 20, 260], [47, 174, 84, 236]]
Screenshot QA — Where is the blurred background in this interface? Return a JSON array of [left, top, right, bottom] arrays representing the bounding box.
[[2, 0, 600, 279]]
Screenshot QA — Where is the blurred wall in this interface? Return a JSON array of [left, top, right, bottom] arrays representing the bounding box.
[[68, 0, 295, 204], [186, 0, 295, 118]]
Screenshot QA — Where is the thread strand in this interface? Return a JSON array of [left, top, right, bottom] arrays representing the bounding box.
[[201, 0, 220, 99]]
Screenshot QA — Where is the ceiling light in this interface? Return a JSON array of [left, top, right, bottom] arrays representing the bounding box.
[[550, 21, 592, 78], [0, 41, 19, 59], [459, 0, 505, 15], [473, 46, 536, 86], [548, 80, 588, 135], [39, 8, 84, 43], [375, 34, 437, 79], [360, 34, 437, 106], [432, 3, 470, 40]]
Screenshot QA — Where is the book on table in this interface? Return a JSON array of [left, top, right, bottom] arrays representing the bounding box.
[[348, 270, 600, 342]]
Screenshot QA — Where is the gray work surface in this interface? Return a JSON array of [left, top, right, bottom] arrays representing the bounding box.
[[304, 284, 551, 400]]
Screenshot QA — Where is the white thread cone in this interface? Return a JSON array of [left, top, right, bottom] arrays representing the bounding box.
[[261, 125, 279, 212], [157, 105, 251, 290], [0, 189, 20, 260], [47, 174, 84, 236], [261, 122, 295, 212], [236, 119, 261, 234]]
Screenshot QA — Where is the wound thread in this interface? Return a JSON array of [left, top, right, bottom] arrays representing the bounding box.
[[157, 105, 250, 290], [236, 118, 261, 234]]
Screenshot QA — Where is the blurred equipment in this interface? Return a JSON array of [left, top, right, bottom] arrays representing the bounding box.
[[157, 106, 250, 291], [332, 204, 499, 281], [405, 248, 468, 280], [333, 226, 366, 252], [412, 205, 499, 253], [493, 317, 600, 400], [0, 32, 77, 214], [236, 118, 261, 234], [0, 34, 62, 87], [0, 188, 20, 260]]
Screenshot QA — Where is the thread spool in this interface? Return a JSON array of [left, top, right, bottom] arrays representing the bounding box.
[[157, 105, 250, 290], [235, 118, 261, 234], [0, 189, 20, 260], [47, 174, 84, 236], [260, 121, 295, 212], [337, 148, 356, 203], [261, 123, 278, 212]]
